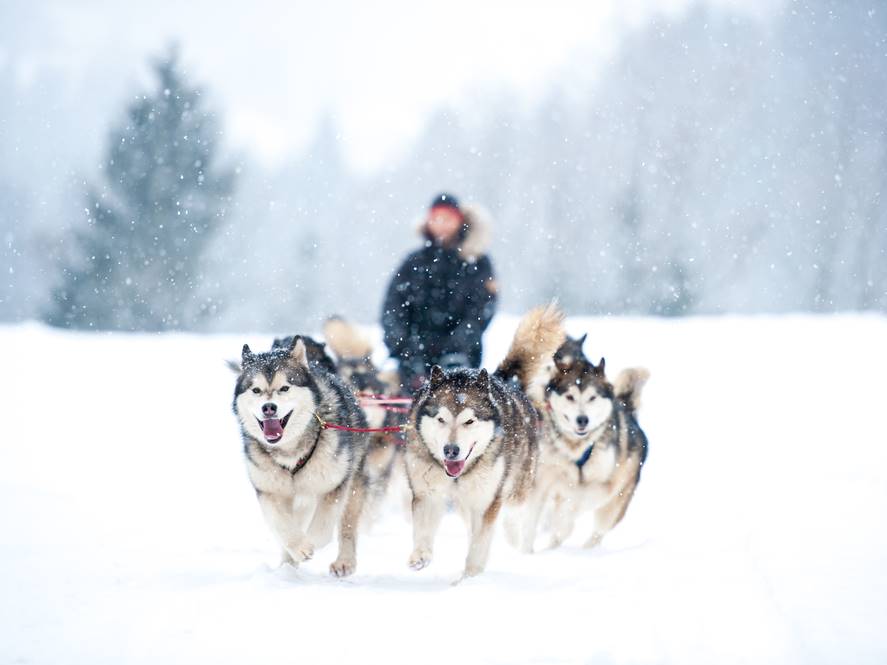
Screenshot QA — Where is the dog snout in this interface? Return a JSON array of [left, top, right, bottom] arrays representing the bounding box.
[[443, 443, 460, 460], [576, 415, 589, 429], [262, 402, 278, 417]]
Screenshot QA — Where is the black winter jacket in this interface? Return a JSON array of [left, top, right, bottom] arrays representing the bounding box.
[[381, 209, 497, 370]]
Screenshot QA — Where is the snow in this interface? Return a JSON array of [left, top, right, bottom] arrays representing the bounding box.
[[2, 314, 886, 664]]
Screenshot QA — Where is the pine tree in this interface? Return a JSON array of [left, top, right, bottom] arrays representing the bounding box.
[[46, 47, 235, 330]]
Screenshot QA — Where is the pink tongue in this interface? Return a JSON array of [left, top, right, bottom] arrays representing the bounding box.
[[262, 418, 284, 440], [444, 460, 465, 477]]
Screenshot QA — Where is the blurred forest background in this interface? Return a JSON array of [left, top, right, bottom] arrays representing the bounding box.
[[1, 0, 885, 332]]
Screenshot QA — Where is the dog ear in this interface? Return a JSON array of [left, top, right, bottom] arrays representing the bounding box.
[[429, 365, 445, 387], [594, 357, 606, 375], [476, 368, 490, 392], [578, 333, 588, 350], [242, 344, 253, 362], [289, 337, 309, 367]]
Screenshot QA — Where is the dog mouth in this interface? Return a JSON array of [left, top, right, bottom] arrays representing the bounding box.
[[444, 444, 476, 478], [257, 411, 292, 444], [574, 428, 590, 438]]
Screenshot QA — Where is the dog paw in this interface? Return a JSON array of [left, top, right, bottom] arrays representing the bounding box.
[[287, 543, 315, 563], [408, 549, 432, 571], [463, 564, 484, 578], [519, 541, 535, 555], [584, 534, 603, 549], [329, 557, 356, 577]]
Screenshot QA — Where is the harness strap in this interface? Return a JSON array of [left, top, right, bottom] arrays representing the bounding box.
[[358, 400, 411, 414], [283, 423, 323, 475], [575, 443, 594, 469], [356, 393, 413, 404], [314, 412, 408, 434]]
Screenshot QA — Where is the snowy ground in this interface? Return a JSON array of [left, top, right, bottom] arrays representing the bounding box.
[[1, 314, 886, 665]]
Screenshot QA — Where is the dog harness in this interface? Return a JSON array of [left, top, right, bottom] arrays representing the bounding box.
[[575, 444, 594, 469], [285, 424, 324, 475], [313, 411, 409, 434]]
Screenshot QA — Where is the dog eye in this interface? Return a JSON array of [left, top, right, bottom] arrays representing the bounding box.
[[588, 395, 596, 402], [463, 419, 474, 426], [437, 417, 446, 424], [251, 387, 261, 394], [565, 395, 575, 402], [279, 385, 290, 393]]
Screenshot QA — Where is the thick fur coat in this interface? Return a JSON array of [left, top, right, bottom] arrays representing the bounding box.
[[232, 336, 369, 576]]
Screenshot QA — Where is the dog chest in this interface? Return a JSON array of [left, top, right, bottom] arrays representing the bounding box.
[[245, 444, 348, 497], [580, 444, 617, 484], [451, 454, 507, 510]]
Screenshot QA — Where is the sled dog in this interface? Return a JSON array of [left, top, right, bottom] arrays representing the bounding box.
[[322, 316, 403, 516], [403, 304, 566, 579], [519, 337, 649, 551], [231, 336, 369, 576]]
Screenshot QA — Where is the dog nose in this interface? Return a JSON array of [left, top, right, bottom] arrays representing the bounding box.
[[262, 402, 277, 416], [576, 415, 589, 428], [443, 444, 460, 460]]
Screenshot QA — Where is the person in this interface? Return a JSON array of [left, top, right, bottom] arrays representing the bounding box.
[[381, 193, 498, 393]]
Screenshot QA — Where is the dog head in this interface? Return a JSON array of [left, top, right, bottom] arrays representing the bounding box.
[[271, 334, 338, 375], [337, 356, 387, 395], [337, 356, 390, 429], [553, 333, 588, 372], [528, 334, 588, 404], [546, 356, 614, 442], [233, 337, 318, 449], [413, 366, 497, 479]]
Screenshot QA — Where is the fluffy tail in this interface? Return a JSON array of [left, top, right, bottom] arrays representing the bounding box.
[[614, 367, 650, 413], [323, 316, 373, 359], [495, 303, 566, 389]]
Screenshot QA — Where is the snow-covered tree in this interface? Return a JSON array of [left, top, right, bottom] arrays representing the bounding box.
[[46, 47, 234, 330]]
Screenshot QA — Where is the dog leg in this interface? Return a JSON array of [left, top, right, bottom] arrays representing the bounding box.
[[584, 481, 636, 549], [330, 478, 367, 577], [463, 496, 503, 578], [305, 483, 347, 553], [501, 505, 521, 550], [359, 444, 396, 531], [548, 491, 577, 549], [408, 493, 446, 571], [257, 491, 313, 564], [518, 484, 549, 554]]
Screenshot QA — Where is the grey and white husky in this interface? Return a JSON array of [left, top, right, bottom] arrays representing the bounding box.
[[322, 316, 404, 518], [518, 336, 649, 552], [403, 304, 566, 579], [231, 336, 369, 577]]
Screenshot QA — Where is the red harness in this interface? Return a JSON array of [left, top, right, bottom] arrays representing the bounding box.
[[357, 393, 412, 414], [314, 412, 407, 434]]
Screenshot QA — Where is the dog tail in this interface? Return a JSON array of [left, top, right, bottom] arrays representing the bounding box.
[[495, 302, 566, 389], [614, 367, 650, 413], [323, 316, 373, 359]]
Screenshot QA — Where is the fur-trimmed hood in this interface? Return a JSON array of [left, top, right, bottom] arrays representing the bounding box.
[[417, 202, 492, 263]]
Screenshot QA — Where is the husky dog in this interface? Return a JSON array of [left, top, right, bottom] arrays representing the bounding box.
[[322, 316, 404, 515], [519, 338, 649, 552], [403, 304, 566, 579], [271, 334, 338, 375], [231, 336, 369, 577]]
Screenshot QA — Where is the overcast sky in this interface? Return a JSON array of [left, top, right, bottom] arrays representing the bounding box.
[[1, 0, 775, 173]]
